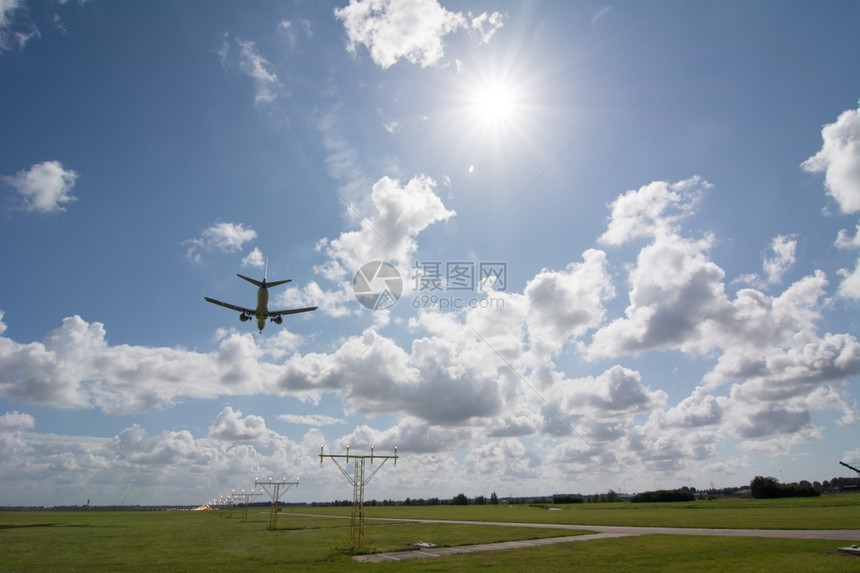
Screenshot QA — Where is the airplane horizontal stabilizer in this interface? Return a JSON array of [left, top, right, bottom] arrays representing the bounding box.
[[237, 274, 263, 287]]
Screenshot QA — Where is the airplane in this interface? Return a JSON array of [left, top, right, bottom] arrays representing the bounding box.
[[204, 267, 317, 332]]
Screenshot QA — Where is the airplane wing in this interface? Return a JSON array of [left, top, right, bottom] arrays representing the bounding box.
[[204, 296, 255, 315], [268, 306, 318, 317]]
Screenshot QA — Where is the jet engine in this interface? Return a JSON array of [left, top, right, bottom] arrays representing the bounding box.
[[239, 313, 250, 322], [272, 315, 283, 325]]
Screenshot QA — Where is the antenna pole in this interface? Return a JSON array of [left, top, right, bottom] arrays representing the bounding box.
[[319, 444, 398, 552], [254, 476, 299, 530]]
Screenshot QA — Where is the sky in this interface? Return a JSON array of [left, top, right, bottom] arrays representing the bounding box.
[[1, 0, 860, 507]]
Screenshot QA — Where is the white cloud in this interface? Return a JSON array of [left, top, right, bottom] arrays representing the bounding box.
[[588, 230, 727, 358], [804, 107, 860, 301], [3, 160, 78, 213], [837, 260, 860, 300], [275, 326, 501, 425], [241, 247, 265, 268], [287, 174, 454, 317], [334, 0, 503, 69], [733, 234, 799, 289], [598, 177, 708, 246], [278, 413, 343, 427], [468, 11, 505, 44], [0, 410, 34, 431], [524, 249, 615, 356], [3, 167, 860, 502], [0, 0, 21, 29], [277, 19, 313, 48], [802, 107, 860, 214], [237, 39, 281, 105], [322, 175, 454, 271], [465, 438, 541, 480], [835, 224, 860, 249], [185, 221, 257, 262], [762, 234, 797, 285], [208, 407, 269, 441], [0, 314, 307, 414], [0, 0, 38, 53]]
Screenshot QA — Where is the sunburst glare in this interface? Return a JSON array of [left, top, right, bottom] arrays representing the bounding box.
[[471, 78, 518, 129]]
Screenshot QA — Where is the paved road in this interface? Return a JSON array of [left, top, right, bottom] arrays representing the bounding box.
[[323, 516, 860, 563]]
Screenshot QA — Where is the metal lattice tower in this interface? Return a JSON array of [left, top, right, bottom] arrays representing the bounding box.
[[319, 444, 398, 551], [254, 476, 299, 530], [234, 490, 262, 522]]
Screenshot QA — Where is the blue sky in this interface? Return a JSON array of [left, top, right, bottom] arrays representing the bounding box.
[[1, 0, 860, 507]]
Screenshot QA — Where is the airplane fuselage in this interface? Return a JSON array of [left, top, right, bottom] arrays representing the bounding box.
[[253, 286, 269, 331]]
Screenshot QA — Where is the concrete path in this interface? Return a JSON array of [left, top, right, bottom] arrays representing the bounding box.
[[338, 516, 860, 563]]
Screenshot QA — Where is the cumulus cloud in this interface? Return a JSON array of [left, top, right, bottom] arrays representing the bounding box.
[[276, 327, 501, 425], [208, 407, 269, 441], [3, 167, 860, 502], [598, 177, 707, 246], [0, 314, 303, 414], [0, 411, 325, 506], [804, 107, 860, 300], [524, 249, 615, 356], [334, 0, 503, 69], [185, 221, 257, 262], [241, 247, 265, 268], [588, 230, 728, 358], [465, 438, 541, 480], [762, 234, 797, 285], [734, 234, 799, 289], [802, 107, 860, 214], [284, 174, 455, 317], [321, 175, 455, 273], [837, 261, 860, 300], [0, 410, 34, 432], [835, 224, 860, 250], [3, 160, 79, 213]]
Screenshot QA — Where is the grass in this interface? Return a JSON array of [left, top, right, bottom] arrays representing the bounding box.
[[0, 496, 858, 572], [0, 509, 584, 572], [323, 494, 860, 529]]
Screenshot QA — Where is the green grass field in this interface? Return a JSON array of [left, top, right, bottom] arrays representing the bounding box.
[[313, 494, 860, 529], [1, 496, 859, 572]]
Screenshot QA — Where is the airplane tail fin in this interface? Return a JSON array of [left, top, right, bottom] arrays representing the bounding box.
[[261, 258, 291, 287]]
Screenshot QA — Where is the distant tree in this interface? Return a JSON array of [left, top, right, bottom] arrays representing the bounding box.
[[453, 493, 469, 505], [490, 492, 499, 505], [606, 490, 619, 502], [750, 476, 820, 499], [552, 494, 583, 504], [631, 489, 695, 503], [750, 476, 782, 499], [474, 495, 486, 505]]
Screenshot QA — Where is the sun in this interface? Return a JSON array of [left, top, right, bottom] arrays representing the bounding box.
[[473, 80, 516, 126], [435, 52, 549, 165], [469, 77, 521, 133]]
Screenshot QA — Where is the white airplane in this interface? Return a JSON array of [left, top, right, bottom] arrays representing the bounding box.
[[204, 268, 317, 332]]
